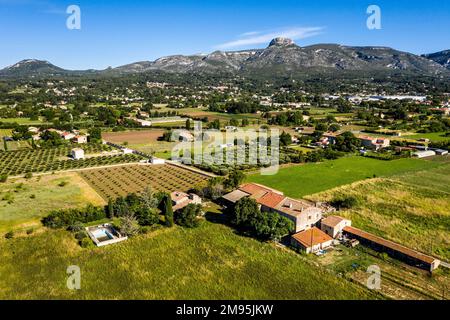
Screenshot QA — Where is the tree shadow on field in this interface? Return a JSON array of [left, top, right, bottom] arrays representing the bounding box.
[[204, 209, 264, 241], [204, 210, 232, 226]]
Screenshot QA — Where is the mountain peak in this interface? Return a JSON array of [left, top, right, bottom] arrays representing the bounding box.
[[10, 59, 50, 68], [422, 49, 450, 69], [268, 37, 294, 47], [0, 59, 65, 77]]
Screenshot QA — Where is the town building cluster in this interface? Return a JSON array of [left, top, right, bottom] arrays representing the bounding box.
[[28, 127, 88, 144]]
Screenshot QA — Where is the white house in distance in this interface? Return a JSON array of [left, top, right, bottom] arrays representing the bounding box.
[[122, 148, 134, 154], [225, 126, 238, 132], [61, 132, 76, 140], [150, 157, 166, 165], [71, 148, 85, 160], [178, 130, 194, 142], [28, 127, 40, 134], [170, 191, 202, 211], [72, 135, 88, 144], [359, 136, 390, 150]]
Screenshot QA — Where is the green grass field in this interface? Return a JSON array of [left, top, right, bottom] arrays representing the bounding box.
[[247, 156, 441, 198], [0, 129, 13, 151], [0, 117, 45, 125], [307, 161, 450, 261], [403, 132, 450, 142], [0, 140, 31, 151], [0, 129, 12, 138], [0, 173, 105, 233], [0, 217, 378, 300]]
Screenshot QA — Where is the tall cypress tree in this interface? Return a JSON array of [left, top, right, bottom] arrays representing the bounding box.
[[163, 194, 174, 227], [107, 198, 114, 218]]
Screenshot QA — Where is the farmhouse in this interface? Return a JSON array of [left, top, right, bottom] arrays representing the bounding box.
[[322, 131, 343, 145], [222, 183, 323, 232], [320, 216, 351, 238], [291, 227, 333, 253], [271, 197, 323, 233], [72, 135, 88, 144], [71, 148, 85, 160], [171, 191, 202, 211], [315, 136, 330, 148], [61, 132, 76, 140], [359, 136, 390, 150]]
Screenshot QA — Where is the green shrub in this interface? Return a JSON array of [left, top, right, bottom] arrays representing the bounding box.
[[24, 172, 33, 179], [80, 237, 94, 248], [2, 193, 14, 204], [75, 231, 88, 241], [139, 226, 151, 234], [176, 204, 202, 228], [42, 204, 106, 229], [331, 195, 360, 209], [58, 181, 69, 187], [0, 174, 8, 183], [67, 221, 85, 233], [379, 252, 389, 261], [4, 231, 14, 239], [26, 228, 34, 235]]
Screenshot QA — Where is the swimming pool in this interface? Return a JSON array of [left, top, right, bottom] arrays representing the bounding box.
[[92, 229, 113, 241], [86, 224, 127, 247]]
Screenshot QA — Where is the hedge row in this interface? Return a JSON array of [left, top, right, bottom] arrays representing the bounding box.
[[42, 204, 106, 229]]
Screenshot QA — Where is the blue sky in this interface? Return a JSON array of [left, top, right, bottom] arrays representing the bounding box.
[[0, 0, 449, 70]]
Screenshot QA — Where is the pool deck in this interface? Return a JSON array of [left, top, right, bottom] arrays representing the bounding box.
[[86, 224, 128, 247]]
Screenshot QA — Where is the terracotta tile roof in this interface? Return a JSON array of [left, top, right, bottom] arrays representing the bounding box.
[[248, 190, 270, 201], [292, 227, 333, 248], [239, 183, 282, 196], [238, 183, 286, 207], [256, 192, 286, 208], [343, 226, 438, 265]]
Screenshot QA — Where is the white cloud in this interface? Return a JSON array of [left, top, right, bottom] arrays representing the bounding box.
[[215, 27, 325, 50], [239, 31, 262, 37]]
